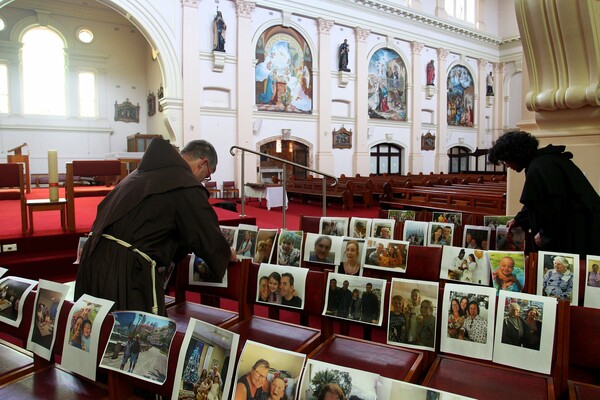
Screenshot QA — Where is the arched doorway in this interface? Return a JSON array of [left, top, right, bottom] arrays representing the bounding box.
[[448, 146, 470, 173], [259, 140, 309, 182], [370, 143, 404, 175]]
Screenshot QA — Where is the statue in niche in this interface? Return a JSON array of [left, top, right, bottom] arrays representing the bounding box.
[[486, 72, 494, 96], [339, 39, 350, 72], [426, 60, 435, 86], [213, 10, 227, 52]]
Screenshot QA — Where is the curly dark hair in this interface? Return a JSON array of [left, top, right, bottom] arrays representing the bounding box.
[[488, 130, 539, 166]]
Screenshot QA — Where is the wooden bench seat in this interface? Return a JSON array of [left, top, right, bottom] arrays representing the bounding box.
[[0, 341, 34, 386], [286, 178, 353, 209]]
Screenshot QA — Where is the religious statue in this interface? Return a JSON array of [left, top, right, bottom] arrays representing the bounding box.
[[486, 71, 494, 96], [339, 39, 350, 72], [213, 11, 227, 52], [426, 60, 435, 86]]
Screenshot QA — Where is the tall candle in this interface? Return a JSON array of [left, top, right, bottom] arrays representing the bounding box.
[[48, 150, 59, 202]]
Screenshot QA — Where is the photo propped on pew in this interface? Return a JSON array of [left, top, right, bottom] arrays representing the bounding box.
[[441, 246, 489, 285], [220, 225, 238, 248], [462, 224, 491, 250], [319, 216, 349, 236], [235, 224, 259, 260], [188, 253, 228, 288], [349, 216, 372, 239], [277, 229, 303, 267], [584, 255, 600, 308], [377, 377, 476, 400], [388, 209, 416, 222], [433, 211, 463, 226], [299, 358, 379, 400], [254, 228, 278, 264], [403, 220, 429, 246], [488, 250, 525, 294], [388, 278, 439, 352], [370, 218, 395, 239], [493, 291, 557, 374], [323, 272, 386, 326], [495, 226, 526, 251], [0, 275, 36, 327], [256, 263, 308, 309], [172, 318, 240, 400], [536, 251, 580, 306], [233, 340, 306, 400], [428, 222, 454, 247], [61, 294, 114, 380], [303, 232, 344, 266], [100, 311, 176, 384], [27, 279, 70, 360], [0, 267, 7, 278], [363, 237, 409, 273], [440, 283, 497, 360], [483, 215, 514, 230]]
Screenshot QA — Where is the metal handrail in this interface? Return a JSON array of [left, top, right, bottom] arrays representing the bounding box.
[[229, 145, 338, 228]]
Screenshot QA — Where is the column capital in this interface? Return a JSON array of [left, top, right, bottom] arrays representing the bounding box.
[[411, 41, 424, 55], [234, 0, 255, 18], [182, 0, 198, 8], [437, 48, 449, 61], [477, 58, 488, 70], [318, 18, 334, 34], [355, 27, 370, 42], [495, 62, 505, 74]]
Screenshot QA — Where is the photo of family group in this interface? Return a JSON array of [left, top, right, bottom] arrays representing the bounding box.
[[101, 311, 177, 384], [403, 221, 429, 246], [433, 211, 463, 227], [461, 225, 490, 250], [323, 273, 386, 326], [257, 263, 308, 309], [440, 283, 496, 360], [387, 278, 439, 351], [363, 238, 409, 272], [234, 340, 306, 400], [61, 294, 114, 381], [440, 246, 489, 285], [27, 280, 70, 360], [488, 251, 525, 293], [0, 276, 36, 327], [495, 226, 526, 251], [537, 251, 580, 305], [173, 318, 239, 400], [370, 218, 395, 239], [493, 291, 557, 374], [388, 210, 416, 222], [299, 358, 378, 400]]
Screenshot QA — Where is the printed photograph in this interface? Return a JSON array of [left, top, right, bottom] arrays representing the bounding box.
[[235, 224, 259, 260], [462, 225, 491, 250], [233, 340, 306, 400], [74, 236, 88, 264], [189, 253, 228, 288], [488, 251, 525, 294], [100, 311, 177, 384], [378, 378, 476, 400], [323, 273, 386, 326], [277, 230, 303, 267], [254, 229, 278, 264], [257, 263, 308, 309], [0, 267, 6, 279], [537, 251, 579, 305], [335, 238, 365, 276], [493, 291, 557, 374], [433, 211, 463, 226], [441, 246, 489, 285], [388, 210, 415, 222], [584, 255, 600, 308], [61, 295, 114, 381], [349, 217, 371, 239], [428, 222, 454, 247], [319, 217, 349, 236], [173, 318, 240, 400], [220, 225, 238, 248], [370, 218, 395, 239], [403, 220, 429, 246], [483, 215, 514, 230], [0, 276, 37, 327], [387, 278, 439, 351], [299, 358, 379, 400], [440, 283, 496, 360], [495, 226, 525, 251], [363, 237, 409, 273], [27, 280, 70, 360], [303, 233, 344, 265]]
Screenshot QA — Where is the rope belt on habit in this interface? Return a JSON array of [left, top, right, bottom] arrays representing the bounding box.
[[101, 234, 159, 315]]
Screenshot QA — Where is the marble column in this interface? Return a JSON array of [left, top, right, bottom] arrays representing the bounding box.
[[409, 41, 424, 173], [316, 19, 335, 173], [435, 48, 449, 173], [477, 58, 488, 147], [353, 27, 370, 174]]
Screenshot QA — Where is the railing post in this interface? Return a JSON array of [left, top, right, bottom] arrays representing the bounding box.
[[322, 178, 327, 216], [240, 151, 245, 217], [282, 164, 287, 229]]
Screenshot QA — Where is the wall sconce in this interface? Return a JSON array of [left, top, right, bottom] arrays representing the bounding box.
[[288, 142, 293, 153], [276, 139, 282, 153], [385, 133, 393, 142]]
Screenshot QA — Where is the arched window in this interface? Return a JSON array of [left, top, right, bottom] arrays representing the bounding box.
[[448, 146, 470, 173], [22, 27, 65, 115], [445, 0, 476, 25], [370, 143, 403, 175]]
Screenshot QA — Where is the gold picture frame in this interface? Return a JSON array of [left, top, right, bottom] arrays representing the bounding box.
[[114, 99, 140, 123], [332, 127, 352, 149]]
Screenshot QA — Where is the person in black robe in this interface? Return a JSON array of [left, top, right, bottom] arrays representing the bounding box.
[[75, 138, 235, 316], [488, 130, 600, 257]]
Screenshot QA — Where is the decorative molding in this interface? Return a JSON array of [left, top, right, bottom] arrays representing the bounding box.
[[355, 27, 370, 42], [437, 48, 449, 61], [282, 10, 292, 27], [234, 0, 255, 18], [496, 62, 505, 74], [411, 41, 424, 55], [338, 71, 350, 88], [477, 58, 487, 70], [181, 0, 198, 8], [212, 51, 226, 72], [317, 18, 334, 34]]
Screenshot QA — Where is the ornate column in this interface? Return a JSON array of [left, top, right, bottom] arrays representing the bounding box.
[[409, 41, 424, 173], [182, 0, 200, 145], [353, 27, 370, 174], [477, 58, 488, 146], [235, 0, 256, 185], [491, 62, 505, 145], [316, 19, 335, 173], [435, 48, 449, 173]]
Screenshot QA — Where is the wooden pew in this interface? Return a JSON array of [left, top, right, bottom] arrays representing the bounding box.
[[286, 177, 354, 209]]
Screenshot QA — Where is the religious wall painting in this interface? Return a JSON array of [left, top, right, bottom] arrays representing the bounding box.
[[367, 48, 408, 121], [255, 26, 313, 114], [447, 65, 475, 127], [114, 98, 140, 123]]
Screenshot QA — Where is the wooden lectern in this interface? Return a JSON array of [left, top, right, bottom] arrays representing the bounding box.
[[7, 143, 30, 193]]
